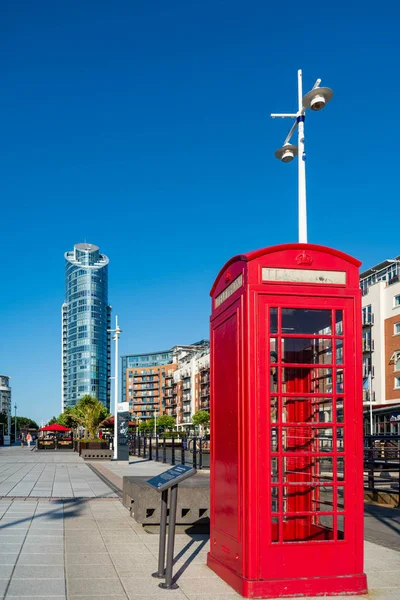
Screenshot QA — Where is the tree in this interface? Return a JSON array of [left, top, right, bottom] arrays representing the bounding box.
[[12, 416, 39, 431], [58, 408, 77, 429], [47, 416, 58, 426], [157, 415, 175, 431], [73, 395, 109, 439], [138, 419, 154, 434], [192, 410, 210, 436]]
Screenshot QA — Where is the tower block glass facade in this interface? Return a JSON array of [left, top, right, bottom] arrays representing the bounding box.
[[62, 243, 111, 411]]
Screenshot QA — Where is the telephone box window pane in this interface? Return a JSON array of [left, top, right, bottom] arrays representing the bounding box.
[[336, 398, 344, 423], [282, 427, 333, 452], [318, 515, 334, 533], [270, 308, 278, 333], [272, 486, 279, 512], [272, 517, 279, 543], [336, 339, 344, 364], [282, 397, 333, 424], [282, 367, 332, 394], [283, 485, 314, 509], [270, 367, 278, 393], [281, 309, 332, 335], [337, 457, 345, 481], [282, 515, 334, 542], [270, 338, 278, 361], [337, 427, 345, 452], [336, 311, 343, 335], [336, 370, 344, 394], [316, 428, 334, 452], [337, 486, 345, 510], [337, 515, 345, 540], [317, 398, 334, 423], [312, 485, 334, 511], [283, 456, 333, 483], [271, 427, 279, 452], [282, 338, 333, 364], [271, 457, 279, 482], [270, 396, 278, 422]]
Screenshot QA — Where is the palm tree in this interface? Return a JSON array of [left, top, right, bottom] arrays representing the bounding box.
[[73, 395, 109, 439]]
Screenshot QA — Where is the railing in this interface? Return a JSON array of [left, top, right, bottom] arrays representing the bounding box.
[[362, 390, 376, 403], [129, 435, 210, 470], [364, 435, 400, 497]]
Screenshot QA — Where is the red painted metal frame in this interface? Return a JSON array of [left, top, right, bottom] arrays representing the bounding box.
[[208, 243, 367, 598]]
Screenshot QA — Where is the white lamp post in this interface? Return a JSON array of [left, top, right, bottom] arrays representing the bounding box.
[[154, 410, 158, 438], [108, 316, 122, 460], [271, 70, 334, 243]]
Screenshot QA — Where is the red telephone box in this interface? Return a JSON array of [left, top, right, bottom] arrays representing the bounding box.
[[207, 243, 367, 598]]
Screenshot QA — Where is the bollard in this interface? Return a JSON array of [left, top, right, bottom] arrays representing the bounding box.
[[143, 436, 147, 458], [162, 438, 167, 463], [149, 435, 153, 460], [199, 438, 203, 470], [171, 437, 175, 466], [181, 440, 185, 465], [192, 438, 197, 470], [138, 436, 141, 457]]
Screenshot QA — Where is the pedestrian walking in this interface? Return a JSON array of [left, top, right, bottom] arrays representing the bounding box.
[[20, 432, 25, 447], [26, 432, 32, 448]]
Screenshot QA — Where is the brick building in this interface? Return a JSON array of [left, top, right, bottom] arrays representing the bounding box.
[[360, 257, 400, 434], [122, 341, 210, 428]]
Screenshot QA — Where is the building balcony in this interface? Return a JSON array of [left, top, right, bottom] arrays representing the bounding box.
[[362, 314, 374, 326], [166, 400, 177, 407], [182, 384, 191, 390], [363, 390, 376, 403], [132, 385, 159, 390], [362, 340, 374, 353], [362, 366, 375, 378], [200, 389, 210, 397]]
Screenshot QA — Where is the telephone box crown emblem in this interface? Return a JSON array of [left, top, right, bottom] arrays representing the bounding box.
[[225, 270, 232, 283], [296, 251, 313, 266]]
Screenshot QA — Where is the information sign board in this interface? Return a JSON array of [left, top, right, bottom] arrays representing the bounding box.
[[117, 411, 130, 461], [146, 465, 196, 492]]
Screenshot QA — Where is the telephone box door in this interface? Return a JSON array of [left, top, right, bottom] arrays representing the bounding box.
[[258, 294, 362, 580]]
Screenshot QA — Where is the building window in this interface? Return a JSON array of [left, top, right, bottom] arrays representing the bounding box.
[[395, 357, 400, 372], [395, 295, 400, 307], [395, 323, 400, 335], [395, 377, 400, 389]]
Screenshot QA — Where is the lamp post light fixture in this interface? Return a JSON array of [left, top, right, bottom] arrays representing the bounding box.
[[14, 403, 17, 443], [108, 316, 122, 460], [271, 70, 334, 243]]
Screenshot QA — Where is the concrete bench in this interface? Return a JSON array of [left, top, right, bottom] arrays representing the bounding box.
[[81, 449, 113, 460], [123, 473, 210, 527]]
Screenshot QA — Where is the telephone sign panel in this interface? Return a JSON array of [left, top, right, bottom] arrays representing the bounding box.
[[207, 243, 367, 599]]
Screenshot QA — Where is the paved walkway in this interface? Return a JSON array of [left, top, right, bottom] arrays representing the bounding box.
[[0, 448, 116, 499], [0, 447, 398, 599]]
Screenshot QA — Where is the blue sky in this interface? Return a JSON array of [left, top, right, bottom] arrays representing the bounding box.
[[1, 0, 398, 424]]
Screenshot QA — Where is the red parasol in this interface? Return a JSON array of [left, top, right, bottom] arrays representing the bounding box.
[[101, 416, 137, 427], [39, 424, 71, 432]]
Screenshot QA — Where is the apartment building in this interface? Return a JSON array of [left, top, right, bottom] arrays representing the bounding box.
[[123, 341, 210, 428], [122, 351, 176, 421], [170, 343, 210, 430], [360, 256, 400, 434]]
